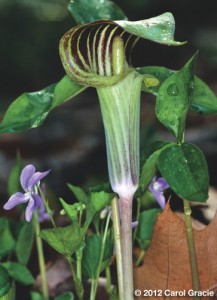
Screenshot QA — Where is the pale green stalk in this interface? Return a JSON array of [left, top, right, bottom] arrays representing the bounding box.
[[90, 280, 97, 300], [135, 250, 145, 267], [38, 187, 56, 228], [105, 266, 112, 294], [34, 212, 49, 300], [92, 210, 111, 298], [76, 250, 83, 282], [183, 199, 201, 300], [133, 197, 141, 242], [181, 132, 201, 299], [66, 256, 83, 300]]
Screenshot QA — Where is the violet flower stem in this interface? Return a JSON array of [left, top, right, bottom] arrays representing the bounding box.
[[34, 212, 49, 300], [183, 199, 201, 300], [119, 196, 134, 300], [38, 187, 56, 228], [111, 196, 124, 300]]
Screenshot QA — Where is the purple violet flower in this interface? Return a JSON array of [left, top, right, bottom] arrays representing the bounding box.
[[4, 165, 50, 222], [149, 176, 169, 209], [38, 196, 51, 223]]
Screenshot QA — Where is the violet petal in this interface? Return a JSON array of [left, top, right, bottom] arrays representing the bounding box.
[[152, 190, 166, 209], [27, 170, 50, 190], [149, 183, 155, 193], [4, 192, 29, 210], [20, 165, 36, 191], [156, 178, 169, 190], [25, 194, 41, 222], [132, 221, 138, 229]]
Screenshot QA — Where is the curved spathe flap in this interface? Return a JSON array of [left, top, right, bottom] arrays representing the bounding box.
[[59, 13, 184, 88]]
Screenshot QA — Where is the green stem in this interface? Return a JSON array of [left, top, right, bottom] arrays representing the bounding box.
[[119, 196, 134, 300], [92, 210, 111, 298], [90, 279, 97, 300], [76, 250, 83, 281], [133, 197, 141, 242], [111, 196, 124, 300], [135, 250, 145, 267], [183, 199, 201, 300], [66, 256, 83, 300], [38, 187, 56, 228], [34, 213, 49, 300], [105, 266, 112, 294]]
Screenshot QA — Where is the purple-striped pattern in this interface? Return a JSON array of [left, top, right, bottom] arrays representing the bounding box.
[[59, 20, 139, 87]]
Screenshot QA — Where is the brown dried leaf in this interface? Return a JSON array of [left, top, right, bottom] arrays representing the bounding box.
[[134, 203, 217, 299]]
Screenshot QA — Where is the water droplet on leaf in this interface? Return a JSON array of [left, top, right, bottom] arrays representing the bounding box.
[[167, 84, 179, 96]]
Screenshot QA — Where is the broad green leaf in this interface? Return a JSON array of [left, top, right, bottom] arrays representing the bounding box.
[[137, 66, 217, 114], [89, 182, 112, 193], [137, 141, 175, 196], [67, 184, 88, 204], [86, 193, 112, 227], [0, 218, 15, 258], [7, 152, 23, 196], [40, 224, 86, 256], [1, 262, 34, 285], [191, 76, 217, 114], [116, 13, 184, 46], [30, 292, 44, 300], [155, 54, 197, 142], [59, 198, 84, 222], [0, 282, 15, 300], [90, 191, 114, 212], [30, 291, 44, 300], [0, 76, 85, 133], [157, 143, 209, 202], [0, 266, 11, 297], [136, 208, 161, 251], [16, 221, 34, 265], [55, 292, 74, 300], [68, 0, 127, 24], [7, 219, 24, 241], [82, 235, 113, 279], [51, 75, 86, 109]]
